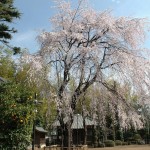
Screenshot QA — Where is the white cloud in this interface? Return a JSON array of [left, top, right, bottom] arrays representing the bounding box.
[[12, 30, 37, 43], [111, 0, 120, 4], [10, 30, 39, 53]]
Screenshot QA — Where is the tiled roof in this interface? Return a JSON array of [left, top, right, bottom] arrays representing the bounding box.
[[52, 114, 96, 129], [35, 126, 47, 133]]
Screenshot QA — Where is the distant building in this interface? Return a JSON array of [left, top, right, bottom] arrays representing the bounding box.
[[52, 114, 96, 146]]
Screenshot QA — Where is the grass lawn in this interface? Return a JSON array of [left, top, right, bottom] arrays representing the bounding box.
[[89, 145, 150, 150]]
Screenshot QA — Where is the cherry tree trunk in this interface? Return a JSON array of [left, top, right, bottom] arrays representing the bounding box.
[[68, 123, 72, 150], [83, 118, 87, 145], [60, 122, 72, 150]]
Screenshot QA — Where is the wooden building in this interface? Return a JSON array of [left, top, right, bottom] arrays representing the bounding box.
[[34, 126, 48, 148], [52, 114, 96, 146]]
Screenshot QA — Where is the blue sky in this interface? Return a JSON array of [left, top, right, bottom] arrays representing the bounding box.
[[11, 0, 150, 53]]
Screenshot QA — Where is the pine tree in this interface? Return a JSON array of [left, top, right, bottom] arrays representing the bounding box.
[[0, 0, 21, 54]]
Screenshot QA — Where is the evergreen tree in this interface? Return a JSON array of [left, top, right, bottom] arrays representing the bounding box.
[[0, 0, 21, 54]]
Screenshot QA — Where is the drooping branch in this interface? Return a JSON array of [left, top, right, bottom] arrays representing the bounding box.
[[36, 0, 150, 135]]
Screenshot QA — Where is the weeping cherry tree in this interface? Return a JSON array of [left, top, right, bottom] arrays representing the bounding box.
[[22, 0, 150, 147]]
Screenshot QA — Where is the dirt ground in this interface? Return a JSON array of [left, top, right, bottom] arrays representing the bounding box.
[[89, 145, 150, 150], [29, 145, 150, 150]]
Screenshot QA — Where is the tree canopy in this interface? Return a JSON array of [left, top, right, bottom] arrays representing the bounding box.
[[35, 0, 150, 118]]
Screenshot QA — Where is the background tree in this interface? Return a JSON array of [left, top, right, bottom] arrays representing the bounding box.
[[18, 51, 58, 129], [88, 82, 143, 144], [0, 46, 15, 79], [0, 0, 21, 54], [0, 47, 55, 149]]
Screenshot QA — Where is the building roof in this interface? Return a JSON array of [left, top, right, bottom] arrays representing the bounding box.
[[35, 127, 48, 133], [52, 114, 96, 129]]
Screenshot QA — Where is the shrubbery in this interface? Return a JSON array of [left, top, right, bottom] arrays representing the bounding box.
[[115, 140, 122, 146], [0, 82, 34, 150], [133, 134, 142, 142], [98, 142, 105, 148], [104, 140, 115, 147], [122, 141, 128, 145], [137, 140, 145, 145]]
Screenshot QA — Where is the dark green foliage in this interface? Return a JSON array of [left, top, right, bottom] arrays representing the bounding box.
[[132, 133, 143, 144], [116, 130, 123, 141], [115, 140, 122, 146], [123, 129, 134, 142], [98, 142, 105, 148], [104, 140, 115, 147], [13, 46, 21, 54], [0, 0, 21, 54], [133, 133, 142, 141], [0, 82, 35, 149]]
